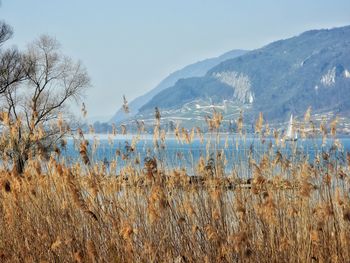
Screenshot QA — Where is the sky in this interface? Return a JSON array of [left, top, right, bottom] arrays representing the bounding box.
[[1, 0, 350, 121]]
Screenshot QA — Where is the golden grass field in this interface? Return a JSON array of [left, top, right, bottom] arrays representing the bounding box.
[[1, 111, 350, 262]]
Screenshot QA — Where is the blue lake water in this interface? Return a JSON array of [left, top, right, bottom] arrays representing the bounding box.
[[61, 135, 350, 172]]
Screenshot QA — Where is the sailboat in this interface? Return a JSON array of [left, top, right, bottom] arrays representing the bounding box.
[[285, 114, 298, 141]]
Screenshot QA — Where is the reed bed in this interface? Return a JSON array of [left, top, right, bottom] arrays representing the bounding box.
[[0, 111, 350, 262]]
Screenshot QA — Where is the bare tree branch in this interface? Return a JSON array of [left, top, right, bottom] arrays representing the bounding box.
[[0, 48, 27, 94], [0, 21, 12, 47], [0, 34, 90, 174]]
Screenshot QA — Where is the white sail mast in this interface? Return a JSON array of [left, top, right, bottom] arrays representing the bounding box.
[[285, 114, 297, 141], [286, 114, 293, 138]]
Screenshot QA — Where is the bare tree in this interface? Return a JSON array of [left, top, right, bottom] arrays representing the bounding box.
[[0, 21, 26, 95], [0, 21, 13, 46], [0, 35, 90, 174], [0, 48, 27, 94]]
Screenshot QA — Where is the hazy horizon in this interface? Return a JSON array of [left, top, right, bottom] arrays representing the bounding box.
[[1, 0, 350, 120]]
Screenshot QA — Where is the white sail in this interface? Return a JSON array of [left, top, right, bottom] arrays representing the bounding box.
[[286, 114, 293, 138], [286, 114, 297, 141]]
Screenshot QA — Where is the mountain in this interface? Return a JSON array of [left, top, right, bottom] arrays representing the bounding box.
[[110, 49, 247, 122], [139, 25, 350, 126]]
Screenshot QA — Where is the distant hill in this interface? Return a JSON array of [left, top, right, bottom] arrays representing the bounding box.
[[110, 49, 247, 122], [139, 25, 350, 125]]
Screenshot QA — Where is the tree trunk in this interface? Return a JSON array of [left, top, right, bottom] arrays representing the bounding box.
[[13, 155, 26, 176]]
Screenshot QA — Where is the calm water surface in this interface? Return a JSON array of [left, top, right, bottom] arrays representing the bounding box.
[[61, 135, 350, 172]]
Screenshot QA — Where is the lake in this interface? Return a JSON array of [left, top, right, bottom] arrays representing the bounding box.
[[60, 134, 350, 173]]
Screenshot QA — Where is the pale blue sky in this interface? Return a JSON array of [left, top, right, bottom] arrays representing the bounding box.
[[1, 0, 350, 119]]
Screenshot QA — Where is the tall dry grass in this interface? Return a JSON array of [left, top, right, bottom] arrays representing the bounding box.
[[0, 109, 350, 262]]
